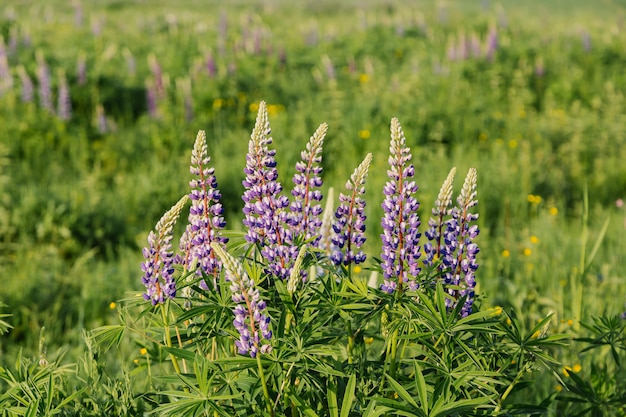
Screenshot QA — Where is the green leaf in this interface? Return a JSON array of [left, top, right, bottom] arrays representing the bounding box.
[[385, 373, 419, 409], [288, 388, 320, 417], [413, 361, 429, 414], [327, 378, 339, 417], [340, 373, 356, 417], [90, 325, 126, 351]]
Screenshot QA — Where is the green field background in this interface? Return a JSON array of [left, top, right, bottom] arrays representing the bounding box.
[[1, 0, 625, 400]]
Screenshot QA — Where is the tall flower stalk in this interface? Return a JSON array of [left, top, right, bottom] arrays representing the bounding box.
[[242, 101, 295, 280], [331, 153, 372, 267], [141, 195, 189, 305], [287, 123, 327, 246], [380, 118, 421, 294], [424, 167, 457, 267], [184, 130, 228, 290]]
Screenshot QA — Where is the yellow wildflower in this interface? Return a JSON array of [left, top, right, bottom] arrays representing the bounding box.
[[359, 74, 370, 83], [523, 248, 532, 256], [501, 249, 510, 258], [358, 130, 370, 139], [109, 302, 117, 310], [530, 236, 539, 244], [549, 206, 559, 216], [353, 265, 362, 274], [508, 139, 518, 149], [140, 348, 148, 355]]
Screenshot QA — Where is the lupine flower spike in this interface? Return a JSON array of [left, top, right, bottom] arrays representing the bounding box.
[[242, 101, 295, 280], [141, 195, 189, 305], [380, 118, 421, 294], [442, 168, 480, 316], [288, 123, 327, 246], [331, 153, 373, 266], [211, 243, 272, 358], [185, 130, 228, 290], [424, 167, 457, 266]]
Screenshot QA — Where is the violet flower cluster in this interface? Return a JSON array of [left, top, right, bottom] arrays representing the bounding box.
[[141, 196, 189, 305], [380, 118, 421, 294], [287, 123, 327, 246], [184, 130, 228, 290], [422, 167, 480, 316], [241, 102, 297, 280], [331, 153, 372, 266], [212, 243, 272, 358]]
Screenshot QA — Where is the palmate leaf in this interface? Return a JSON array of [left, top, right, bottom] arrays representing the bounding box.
[[152, 392, 235, 417], [90, 324, 126, 351]]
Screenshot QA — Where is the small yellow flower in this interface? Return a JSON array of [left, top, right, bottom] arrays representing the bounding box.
[[527, 194, 542, 204], [523, 248, 532, 256], [491, 306, 503, 316], [508, 139, 518, 149], [133, 359, 139, 365], [532, 330, 541, 339], [364, 336, 374, 345], [555, 385, 563, 392], [353, 265, 362, 274], [358, 130, 370, 139], [213, 98, 224, 110], [519, 109, 526, 119], [506, 318, 512, 326], [109, 302, 117, 310], [563, 366, 572, 377], [573, 364, 582, 373], [501, 249, 510, 258], [359, 73, 370, 83], [393, 392, 399, 399], [249, 102, 259, 113], [549, 206, 559, 216], [140, 348, 148, 355], [567, 319, 574, 326], [530, 236, 539, 244]]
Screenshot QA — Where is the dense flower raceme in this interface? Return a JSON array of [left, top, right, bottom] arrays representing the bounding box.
[[211, 243, 272, 358], [287, 122, 327, 246], [331, 153, 373, 266], [422, 167, 480, 316], [380, 118, 422, 294], [182, 130, 228, 290], [141, 195, 189, 305], [242, 101, 297, 280]]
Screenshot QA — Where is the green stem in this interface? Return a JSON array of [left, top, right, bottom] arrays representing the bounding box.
[[388, 329, 399, 380], [256, 353, 274, 416], [494, 364, 526, 413], [160, 303, 183, 375]]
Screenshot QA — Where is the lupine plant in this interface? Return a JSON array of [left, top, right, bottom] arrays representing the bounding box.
[[88, 101, 575, 416]]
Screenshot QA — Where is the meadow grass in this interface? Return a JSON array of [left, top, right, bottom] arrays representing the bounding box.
[[1, 0, 626, 415]]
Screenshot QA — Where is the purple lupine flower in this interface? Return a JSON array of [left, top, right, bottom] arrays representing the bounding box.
[[17, 66, 33, 103], [141, 196, 189, 305], [77, 54, 86, 85], [185, 130, 228, 290], [331, 153, 372, 266], [424, 168, 457, 267], [57, 69, 71, 121], [242, 101, 296, 280], [36, 52, 53, 113], [621, 303, 626, 320], [441, 168, 480, 317], [148, 54, 163, 96], [146, 79, 158, 118], [380, 118, 421, 294], [95, 104, 108, 133], [485, 26, 498, 61], [287, 123, 327, 246], [212, 243, 272, 357], [206, 52, 217, 78], [0, 36, 12, 94]]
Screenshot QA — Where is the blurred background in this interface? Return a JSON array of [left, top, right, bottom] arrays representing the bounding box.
[[1, 0, 625, 363]]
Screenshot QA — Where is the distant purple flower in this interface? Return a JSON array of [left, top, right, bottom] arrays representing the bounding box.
[[146, 80, 158, 118], [621, 303, 626, 320], [36, 52, 53, 113], [206, 52, 217, 78], [17, 66, 33, 103], [141, 196, 189, 305], [0, 36, 12, 94], [212, 243, 272, 358], [77, 54, 86, 85], [380, 118, 421, 294], [148, 54, 163, 96], [57, 70, 71, 121], [73, 0, 83, 26], [485, 26, 498, 61], [242, 102, 296, 280], [95, 104, 108, 133], [287, 123, 327, 246], [331, 153, 372, 267], [185, 130, 228, 290]]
